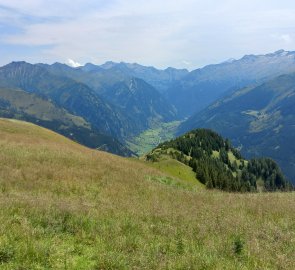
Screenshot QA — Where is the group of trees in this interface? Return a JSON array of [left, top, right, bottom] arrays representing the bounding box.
[[189, 157, 239, 191], [149, 129, 293, 192], [159, 129, 235, 157], [247, 158, 292, 191]]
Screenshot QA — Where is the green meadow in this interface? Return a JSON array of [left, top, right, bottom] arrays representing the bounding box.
[[126, 121, 181, 156], [0, 118, 294, 269]]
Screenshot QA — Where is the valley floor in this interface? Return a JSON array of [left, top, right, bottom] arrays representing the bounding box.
[[126, 121, 181, 156], [0, 119, 295, 269]]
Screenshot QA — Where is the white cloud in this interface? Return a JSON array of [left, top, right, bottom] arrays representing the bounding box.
[[67, 59, 82, 67], [1, 0, 295, 68], [271, 33, 293, 46], [280, 34, 292, 44], [181, 60, 191, 66]]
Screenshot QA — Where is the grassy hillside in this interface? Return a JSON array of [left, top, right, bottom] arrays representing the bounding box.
[[0, 119, 295, 269], [136, 157, 204, 191]]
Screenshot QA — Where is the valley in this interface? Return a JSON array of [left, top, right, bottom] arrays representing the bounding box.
[[0, 56, 294, 267], [2, 1, 295, 269], [126, 120, 181, 156], [1, 51, 295, 184]]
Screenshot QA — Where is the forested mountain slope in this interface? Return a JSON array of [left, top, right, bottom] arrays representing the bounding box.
[[178, 73, 295, 183], [147, 129, 293, 191]]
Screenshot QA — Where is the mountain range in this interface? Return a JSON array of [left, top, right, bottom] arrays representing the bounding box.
[[0, 62, 138, 139], [40, 61, 188, 94], [1, 49, 295, 182], [166, 49, 295, 117], [0, 61, 178, 154]]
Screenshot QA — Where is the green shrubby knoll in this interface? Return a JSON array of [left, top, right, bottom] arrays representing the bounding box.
[[146, 129, 293, 192]]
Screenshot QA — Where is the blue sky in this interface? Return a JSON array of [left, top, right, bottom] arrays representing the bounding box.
[[0, 0, 295, 69]]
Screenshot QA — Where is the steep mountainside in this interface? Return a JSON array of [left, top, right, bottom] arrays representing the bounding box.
[[147, 129, 292, 191], [166, 50, 295, 117], [23, 62, 179, 134], [102, 78, 177, 129], [0, 88, 134, 156], [40, 62, 181, 126], [178, 73, 295, 183], [39, 62, 177, 127], [0, 61, 141, 140]]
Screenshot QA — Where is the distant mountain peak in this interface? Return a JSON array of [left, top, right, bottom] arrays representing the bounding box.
[[274, 49, 286, 54], [265, 49, 290, 57], [241, 54, 257, 61], [5, 61, 31, 68], [81, 63, 102, 72], [221, 58, 236, 64], [239, 49, 294, 61], [165, 66, 189, 72], [100, 61, 117, 69], [51, 62, 70, 68]]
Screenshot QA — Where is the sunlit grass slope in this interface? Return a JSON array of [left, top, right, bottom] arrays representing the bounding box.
[[0, 118, 295, 269], [137, 156, 204, 191]]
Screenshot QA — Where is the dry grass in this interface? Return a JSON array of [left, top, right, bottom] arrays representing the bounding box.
[[0, 118, 295, 269]]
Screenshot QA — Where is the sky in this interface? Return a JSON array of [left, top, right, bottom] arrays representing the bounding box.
[[0, 0, 295, 70]]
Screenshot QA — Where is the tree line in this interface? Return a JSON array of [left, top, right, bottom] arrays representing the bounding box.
[[147, 129, 293, 192]]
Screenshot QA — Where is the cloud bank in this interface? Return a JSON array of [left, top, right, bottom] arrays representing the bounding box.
[[0, 0, 295, 69]]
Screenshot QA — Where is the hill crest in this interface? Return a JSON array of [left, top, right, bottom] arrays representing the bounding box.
[[146, 129, 293, 192]]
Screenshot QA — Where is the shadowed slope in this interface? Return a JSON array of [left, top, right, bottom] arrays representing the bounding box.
[[0, 62, 139, 140], [167, 50, 295, 116], [0, 88, 134, 156], [179, 73, 295, 182]]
